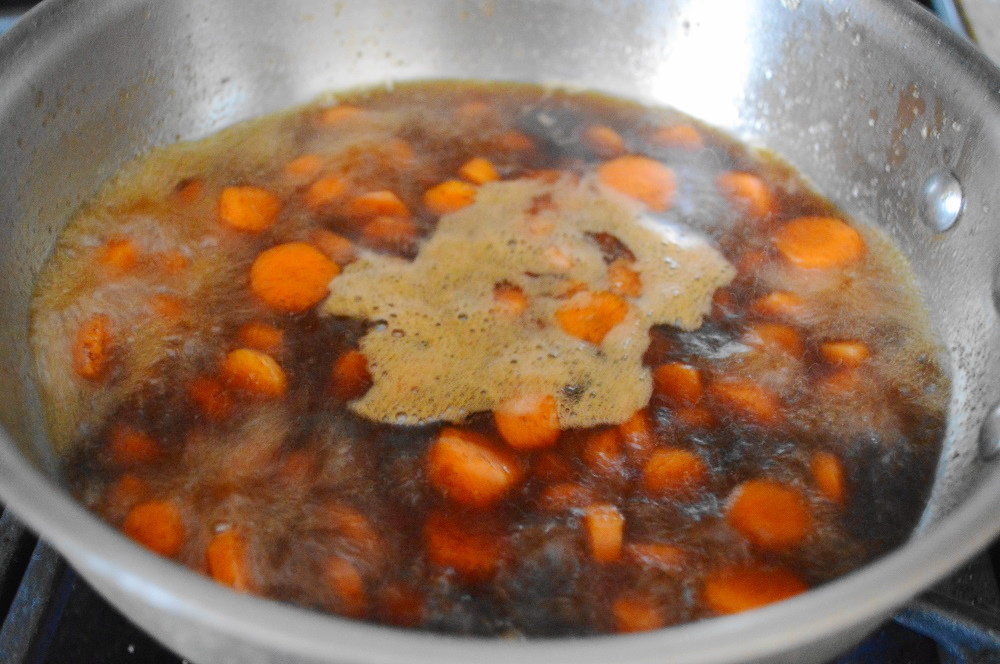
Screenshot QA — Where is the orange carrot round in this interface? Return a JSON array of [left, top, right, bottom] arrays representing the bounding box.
[[619, 409, 655, 460], [582, 428, 625, 478], [98, 237, 140, 274], [742, 322, 805, 358], [218, 186, 282, 232], [188, 375, 234, 420], [423, 180, 477, 215], [310, 229, 356, 265], [612, 594, 665, 633], [650, 124, 704, 151], [347, 190, 411, 220], [582, 125, 626, 157], [304, 174, 348, 211], [237, 322, 284, 354], [716, 171, 774, 220], [323, 555, 368, 617], [108, 425, 161, 467], [811, 451, 846, 505], [703, 565, 807, 615], [819, 340, 871, 367], [361, 216, 418, 252], [709, 377, 783, 425], [122, 500, 185, 557], [596, 156, 676, 212], [423, 511, 502, 583], [727, 479, 812, 551], [774, 216, 866, 269], [554, 291, 629, 345], [642, 448, 707, 497], [284, 154, 323, 178], [493, 393, 561, 450], [426, 428, 523, 509], [330, 350, 373, 402], [221, 348, 288, 398], [458, 157, 501, 185], [491, 282, 530, 317], [318, 104, 363, 127], [207, 529, 253, 591], [584, 503, 625, 563], [73, 314, 114, 382], [652, 362, 702, 406], [749, 291, 806, 319], [250, 242, 340, 312]]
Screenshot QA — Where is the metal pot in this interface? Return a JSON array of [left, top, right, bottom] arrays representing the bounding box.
[[1, 1, 998, 662]]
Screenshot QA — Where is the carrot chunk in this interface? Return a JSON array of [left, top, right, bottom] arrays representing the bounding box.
[[596, 156, 676, 212], [361, 216, 418, 252], [612, 595, 665, 633], [619, 409, 655, 460], [538, 483, 597, 512], [330, 350, 373, 402], [554, 291, 629, 345], [716, 171, 774, 220], [582, 125, 626, 158], [347, 190, 411, 220], [491, 282, 530, 317], [98, 237, 140, 274], [323, 555, 368, 617], [584, 503, 624, 563], [674, 405, 715, 429], [249, 242, 340, 312], [122, 500, 185, 557], [650, 124, 704, 151], [221, 348, 288, 398], [237, 322, 284, 354], [423, 180, 477, 215], [494, 393, 561, 450], [652, 362, 702, 406], [726, 479, 812, 551], [108, 425, 161, 467], [749, 291, 806, 319], [284, 154, 323, 178], [627, 542, 685, 570], [318, 104, 363, 127], [310, 229, 356, 265], [426, 428, 523, 508], [304, 174, 348, 211], [709, 378, 782, 425], [73, 314, 114, 382], [774, 216, 866, 269], [607, 259, 642, 298], [742, 322, 805, 358], [642, 448, 707, 497], [582, 428, 625, 478], [703, 565, 807, 615], [424, 511, 502, 583], [819, 340, 871, 368], [217, 186, 282, 232], [458, 157, 501, 185], [207, 529, 253, 591], [189, 375, 234, 420], [811, 451, 846, 505]]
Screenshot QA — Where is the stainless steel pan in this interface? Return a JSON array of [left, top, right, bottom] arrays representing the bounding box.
[[1, 1, 999, 662]]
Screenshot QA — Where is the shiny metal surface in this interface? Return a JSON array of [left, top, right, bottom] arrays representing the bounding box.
[[0, 1, 999, 663]]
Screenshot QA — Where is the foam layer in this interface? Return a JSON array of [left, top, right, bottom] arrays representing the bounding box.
[[322, 176, 735, 426]]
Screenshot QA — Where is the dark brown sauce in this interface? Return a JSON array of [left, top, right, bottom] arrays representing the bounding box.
[[33, 81, 947, 636]]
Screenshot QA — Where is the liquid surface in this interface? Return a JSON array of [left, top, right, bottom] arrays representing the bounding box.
[[30, 82, 948, 636]]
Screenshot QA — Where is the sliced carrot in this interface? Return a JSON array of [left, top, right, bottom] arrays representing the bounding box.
[[494, 393, 561, 450], [424, 511, 502, 583], [346, 190, 411, 220], [596, 156, 676, 212], [310, 229, 356, 265], [323, 555, 368, 617], [122, 500, 185, 557], [650, 124, 704, 151], [742, 322, 805, 358], [491, 282, 529, 317], [318, 104, 363, 127], [538, 483, 597, 512], [642, 448, 707, 497], [674, 405, 715, 429], [627, 542, 685, 570], [149, 294, 185, 319], [703, 565, 807, 615], [206, 529, 253, 591], [495, 130, 535, 152], [608, 259, 642, 298], [582, 125, 626, 158], [612, 594, 666, 633], [237, 322, 284, 354], [749, 291, 806, 319], [361, 216, 418, 252], [285, 154, 323, 178], [817, 367, 863, 396], [221, 348, 288, 398], [726, 479, 812, 551], [189, 375, 234, 420], [554, 291, 629, 345], [584, 503, 624, 563], [175, 178, 204, 205], [73, 314, 114, 382], [108, 425, 161, 467], [709, 378, 782, 425], [582, 428, 625, 478], [811, 451, 846, 505], [531, 451, 574, 483], [619, 409, 655, 461], [217, 186, 282, 232], [423, 179, 477, 215], [378, 583, 425, 628], [250, 241, 340, 312], [458, 157, 501, 185], [774, 216, 866, 269], [98, 237, 139, 274], [304, 174, 348, 212], [819, 340, 871, 368], [652, 362, 702, 406], [426, 428, 523, 509], [716, 171, 774, 220], [330, 350, 373, 402]]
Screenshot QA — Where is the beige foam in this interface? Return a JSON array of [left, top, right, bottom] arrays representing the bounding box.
[[322, 176, 735, 427]]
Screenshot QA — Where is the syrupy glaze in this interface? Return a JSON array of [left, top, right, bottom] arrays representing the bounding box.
[[30, 81, 948, 636]]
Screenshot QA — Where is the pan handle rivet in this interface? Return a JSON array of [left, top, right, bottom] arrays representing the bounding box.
[[919, 170, 963, 233], [979, 402, 1000, 459]]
